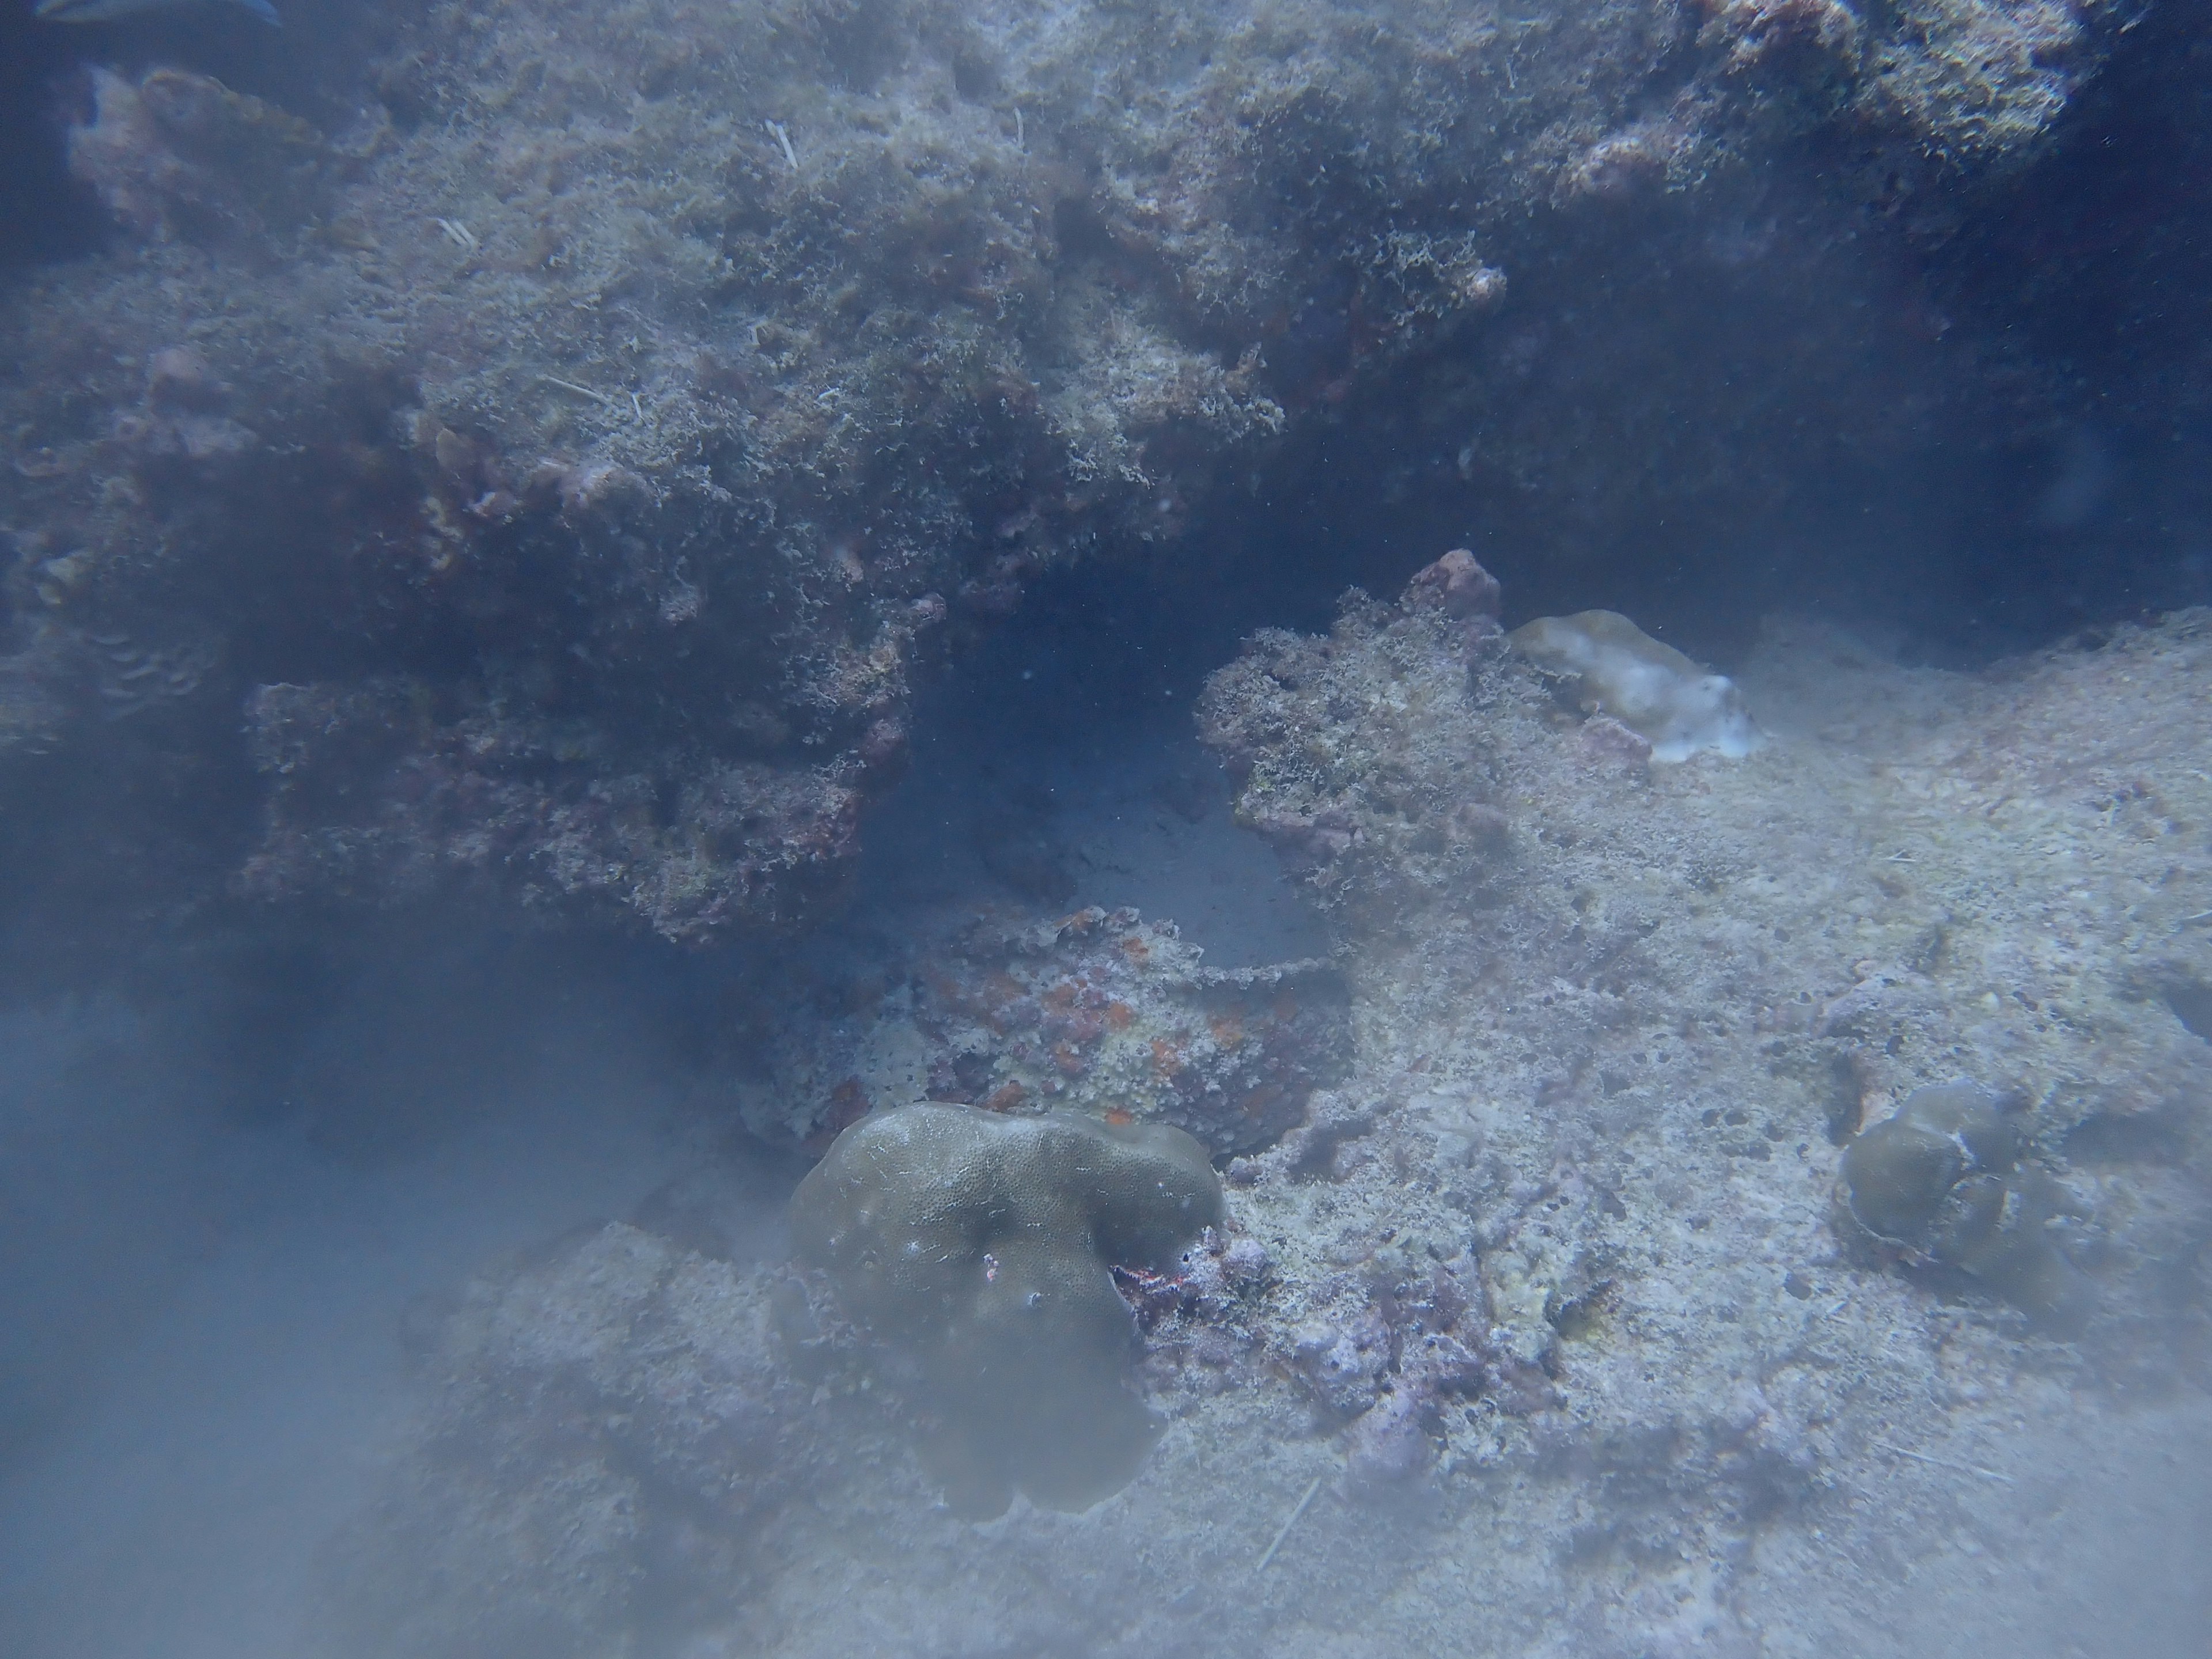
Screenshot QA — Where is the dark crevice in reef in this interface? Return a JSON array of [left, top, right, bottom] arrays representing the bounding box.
[[1900, 0, 2212, 654], [1944, 0, 2212, 395], [1179, 175, 2211, 676], [2164, 978, 2212, 1044], [1103, 7, 2212, 675]]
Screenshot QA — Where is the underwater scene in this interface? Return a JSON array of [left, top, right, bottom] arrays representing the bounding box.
[[1, 0, 2208, 1653]]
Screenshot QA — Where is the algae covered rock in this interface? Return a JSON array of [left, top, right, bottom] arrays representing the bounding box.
[[1840, 1082, 2092, 1332], [790, 1101, 1222, 1514]]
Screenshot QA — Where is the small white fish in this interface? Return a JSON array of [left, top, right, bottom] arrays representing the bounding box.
[[36, 0, 280, 25]]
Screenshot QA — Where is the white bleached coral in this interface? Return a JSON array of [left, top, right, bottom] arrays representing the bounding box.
[[1509, 608, 1764, 762]]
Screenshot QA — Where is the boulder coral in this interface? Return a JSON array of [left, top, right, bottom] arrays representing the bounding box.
[[790, 1101, 1224, 1514], [1839, 1080, 2094, 1331]]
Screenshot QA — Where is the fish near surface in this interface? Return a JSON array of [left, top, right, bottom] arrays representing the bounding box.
[[36, 0, 279, 25]]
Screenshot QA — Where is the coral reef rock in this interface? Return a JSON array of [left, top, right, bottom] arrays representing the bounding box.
[[0, 0, 2131, 941], [308, 560, 2212, 1659], [1194, 559, 2209, 1569], [733, 904, 1350, 1158]]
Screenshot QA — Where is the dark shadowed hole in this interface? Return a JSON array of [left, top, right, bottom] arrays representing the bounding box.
[[2164, 979, 2212, 1041]]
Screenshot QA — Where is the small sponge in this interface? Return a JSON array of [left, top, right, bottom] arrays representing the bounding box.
[[791, 1102, 1223, 1513], [1509, 609, 1763, 762]]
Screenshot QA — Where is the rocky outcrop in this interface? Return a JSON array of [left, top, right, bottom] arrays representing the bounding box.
[[0, 0, 2129, 942]]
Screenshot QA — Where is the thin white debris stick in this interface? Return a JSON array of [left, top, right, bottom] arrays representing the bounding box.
[[539, 374, 624, 412], [1256, 1475, 1324, 1571], [766, 119, 799, 172], [1870, 1441, 2015, 1485]]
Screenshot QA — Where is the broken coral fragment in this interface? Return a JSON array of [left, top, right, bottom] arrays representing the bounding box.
[[790, 1101, 1223, 1515], [1509, 608, 1763, 762]]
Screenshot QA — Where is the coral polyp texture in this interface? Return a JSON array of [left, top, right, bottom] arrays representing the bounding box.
[[0, 0, 2130, 941], [790, 1101, 1224, 1514]]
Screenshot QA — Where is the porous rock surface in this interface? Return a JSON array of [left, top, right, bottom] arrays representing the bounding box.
[[0, 0, 2128, 941], [1198, 562, 2210, 1373]]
